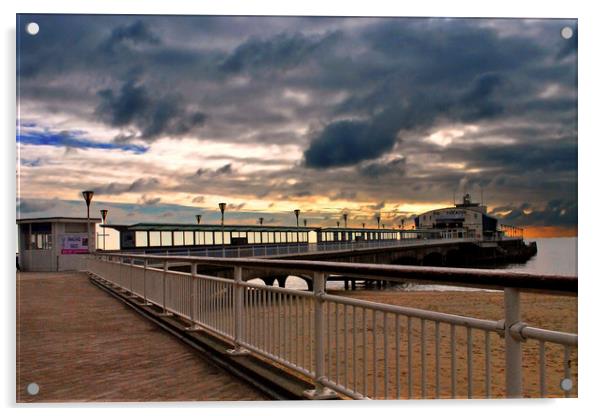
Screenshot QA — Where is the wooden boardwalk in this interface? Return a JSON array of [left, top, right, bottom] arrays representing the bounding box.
[[16, 272, 267, 402]]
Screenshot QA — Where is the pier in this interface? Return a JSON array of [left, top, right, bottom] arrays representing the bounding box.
[[16, 272, 268, 402]]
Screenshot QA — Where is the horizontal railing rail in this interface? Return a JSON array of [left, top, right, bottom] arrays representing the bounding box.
[[91, 252, 577, 294], [86, 253, 577, 400]]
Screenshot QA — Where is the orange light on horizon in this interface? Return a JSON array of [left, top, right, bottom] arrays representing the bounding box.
[[523, 226, 577, 239]]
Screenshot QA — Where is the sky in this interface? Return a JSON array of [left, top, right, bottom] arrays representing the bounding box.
[[16, 14, 577, 237]]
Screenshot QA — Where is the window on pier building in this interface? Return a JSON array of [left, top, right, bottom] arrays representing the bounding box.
[[204, 232, 213, 245], [149, 231, 160, 246], [161, 231, 172, 246], [135, 231, 148, 247], [173, 231, 184, 246], [184, 231, 194, 245], [27, 222, 52, 250]]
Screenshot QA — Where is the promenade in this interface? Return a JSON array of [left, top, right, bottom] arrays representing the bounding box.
[[16, 272, 266, 402]]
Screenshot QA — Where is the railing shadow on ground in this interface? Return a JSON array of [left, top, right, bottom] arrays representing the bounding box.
[[86, 253, 577, 400]]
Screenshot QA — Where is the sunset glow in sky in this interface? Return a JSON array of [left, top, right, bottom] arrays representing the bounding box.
[[17, 15, 577, 236]]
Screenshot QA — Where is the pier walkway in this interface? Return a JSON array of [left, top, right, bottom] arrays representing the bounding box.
[[16, 272, 267, 402]]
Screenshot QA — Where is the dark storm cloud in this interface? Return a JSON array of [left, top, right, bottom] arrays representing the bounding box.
[[138, 194, 161, 206], [304, 117, 400, 168], [96, 79, 206, 141], [92, 178, 160, 196], [100, 20, 160, 53], [220, 31, 339, 73], [359, 157, 406, 178], [191, 163, 235, 179], [489, 199, 577, 228], [215, 163, 233, 175]]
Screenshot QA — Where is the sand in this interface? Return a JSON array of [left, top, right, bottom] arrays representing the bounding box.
[[324, 288, 578, 399]]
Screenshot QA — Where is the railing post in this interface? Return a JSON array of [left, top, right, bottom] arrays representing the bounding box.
[[160, 261, 172, 316], [186, 263, 202, 331], [504, 287, 523, 398], [143, 258, 149, 305], [227, 266, 248, 355], [304, 272, 337, 399], [129, 258, 133, 294]]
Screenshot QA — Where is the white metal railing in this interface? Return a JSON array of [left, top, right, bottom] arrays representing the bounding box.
[[86, 253, 577, 400], [123, 237, 476, 259]]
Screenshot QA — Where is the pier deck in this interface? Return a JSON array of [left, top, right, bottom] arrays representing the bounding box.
[[16, 272, 267, 402]]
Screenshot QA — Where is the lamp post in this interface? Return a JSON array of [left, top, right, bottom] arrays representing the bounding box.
[[401, 219, 405, 240], [258, 217, 264, 225], [82, 191, 94, 252], [100, 209, 108, 250], [303, 219, 307, 227], [196, 214, 202, 224], [219, 202, 226, 256], [294, 209, 300, 249]]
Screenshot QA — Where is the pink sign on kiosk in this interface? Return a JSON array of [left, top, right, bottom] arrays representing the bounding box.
[[61, 235, 89, 255]]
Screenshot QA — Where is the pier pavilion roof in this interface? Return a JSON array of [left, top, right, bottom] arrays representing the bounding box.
[[101, 223, 314, 233]]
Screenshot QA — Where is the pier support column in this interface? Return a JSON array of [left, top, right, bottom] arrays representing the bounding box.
[[276, 276, 287, 288], [263, 277, 276, 287]]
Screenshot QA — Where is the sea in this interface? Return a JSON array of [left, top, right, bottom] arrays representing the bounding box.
[[281, 237, 578, 291]]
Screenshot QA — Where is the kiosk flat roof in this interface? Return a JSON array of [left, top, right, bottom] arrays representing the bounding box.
[[17, 217, 102, 224]]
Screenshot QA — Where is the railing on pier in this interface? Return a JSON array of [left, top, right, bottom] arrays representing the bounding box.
[[86, 253, 577, 400], [122, 237, 475, 258]]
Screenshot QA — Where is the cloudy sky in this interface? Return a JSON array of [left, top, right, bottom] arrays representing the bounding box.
[[16, 14, 577, 237]]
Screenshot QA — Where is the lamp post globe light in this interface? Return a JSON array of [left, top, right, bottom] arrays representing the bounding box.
[[82, 190, 94, 252], [218, 203, 226, 256], [100, 209, 108, 250]]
